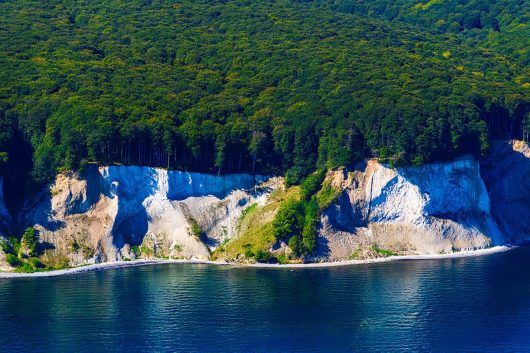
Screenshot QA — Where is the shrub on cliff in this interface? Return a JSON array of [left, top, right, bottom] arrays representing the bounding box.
[[5, 254, 20, 267], [0, 239, 13, 255], [255, 250, 272, 263], [301, 200, 319, 255], [21, 227, 38, 257], [300, 171, 326, 202], [272, 198, 302, 241]]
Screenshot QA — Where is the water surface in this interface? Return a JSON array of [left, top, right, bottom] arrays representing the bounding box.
[[2, 247, 530, 352]]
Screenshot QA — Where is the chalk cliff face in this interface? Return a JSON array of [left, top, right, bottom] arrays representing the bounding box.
[[1, 141, 530, 268], [19, 166, 280, 266], [481, 141, 530, 245], [318, 158, 503, 260]]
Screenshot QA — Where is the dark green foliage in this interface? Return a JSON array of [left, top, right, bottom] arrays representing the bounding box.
[[276, 254, 289, 264], [300, 171, 326, 201], [17, 262, 37, 273], [21, 227, 38, 257], [312, 0, 530, 66], [5, 254, 20, 267], [0, 239, 13, 255], [3, 237, 21, 256], [272, 199, 303, 241], [131, 245, 140, 258], [254, 250, 272, 263], [301, 199, 319, 254], [244, 249, 255, 259], [288, 235, 302, 258], [273, 183, 322, 257], [2, 229, 51, 271], [0, 0, 527, 189]]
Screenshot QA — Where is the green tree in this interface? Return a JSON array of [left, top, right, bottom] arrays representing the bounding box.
[[21, 227, 38, 258], [301, 199, 319, 255], [272, 198, 302, 241]]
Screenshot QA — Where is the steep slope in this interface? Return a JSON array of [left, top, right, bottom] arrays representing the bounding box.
[[2, 141, 530, 270], [19, 166, 279, 267], [0, 178, 12, 270], [481, 141, 530, 244], [318, 158, 503, 260], [0, 178, 11, 238]]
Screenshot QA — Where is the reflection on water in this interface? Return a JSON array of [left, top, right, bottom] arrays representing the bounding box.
[[1, 247, 530, 352]]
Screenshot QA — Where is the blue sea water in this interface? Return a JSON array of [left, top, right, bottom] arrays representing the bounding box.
[[1, 247, 530, 352]]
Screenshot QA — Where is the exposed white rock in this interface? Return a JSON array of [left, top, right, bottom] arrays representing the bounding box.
[[3, 140, 530, 269], [20, 166, 280, 266], [318, 157, 504, 260]]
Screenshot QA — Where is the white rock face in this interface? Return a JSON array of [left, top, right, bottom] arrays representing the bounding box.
[[20, 166, 279, 266], [4, 140, 529, 267], [319, 158, 504, 260]]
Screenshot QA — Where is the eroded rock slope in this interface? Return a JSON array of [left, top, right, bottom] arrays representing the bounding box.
[[0, 140, 529, 267], [18, 166, 279, 266], [318, 158, 503, 260]]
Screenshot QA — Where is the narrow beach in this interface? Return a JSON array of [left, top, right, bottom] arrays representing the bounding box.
[[0, 245, 513, 278]]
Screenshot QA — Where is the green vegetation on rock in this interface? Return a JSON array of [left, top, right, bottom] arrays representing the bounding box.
[[1, 227, 63, 272], [268, 172, 340, 260]]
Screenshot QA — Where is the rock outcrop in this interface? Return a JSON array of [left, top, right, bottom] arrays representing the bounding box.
[[1, 140, 529, 268], [318, 157, 504, 260], [481, 140, 530, 245], [313, 140, 530, 261], [19, 166, 280, 267]]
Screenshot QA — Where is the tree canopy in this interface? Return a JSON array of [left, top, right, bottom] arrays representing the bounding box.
[[0, 0, 528, 191]]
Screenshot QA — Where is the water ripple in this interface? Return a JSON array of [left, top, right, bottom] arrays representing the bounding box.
[[1, 248, 530, 352]]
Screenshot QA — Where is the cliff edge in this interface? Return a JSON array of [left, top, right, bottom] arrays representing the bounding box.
[[0, 140, 529, 269]]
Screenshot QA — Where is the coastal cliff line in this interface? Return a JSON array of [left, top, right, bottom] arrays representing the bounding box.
[[1, 140, 529, 271]]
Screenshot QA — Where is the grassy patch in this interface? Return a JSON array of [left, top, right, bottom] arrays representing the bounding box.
[[315, 180, 341, 210], [240, 203, 257, 222], [349, 248, 361, 260], [213, 186, 300, 261], [189, 219, 203, 238], [371, 244, 397, 257]]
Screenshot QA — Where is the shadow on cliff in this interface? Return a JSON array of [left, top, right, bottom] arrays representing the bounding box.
[[481, 141, 530, 244], [110, 167, 158, 250], [315, 233, 331, 259], [21, 167, 108, 234], [19, 186, 65, 233], [166, 173, 264, 201]]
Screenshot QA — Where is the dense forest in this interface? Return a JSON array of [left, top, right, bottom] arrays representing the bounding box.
[[312, 0, 530, 66], [0, 0, 529, 201]]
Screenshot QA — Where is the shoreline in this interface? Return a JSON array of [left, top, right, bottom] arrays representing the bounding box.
[[0, 245, 513, 278]]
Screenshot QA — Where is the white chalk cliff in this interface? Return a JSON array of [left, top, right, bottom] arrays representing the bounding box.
[[1, 140, 529, 267], [318, 158, 503, 260], [18, 166, 280, 266]]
